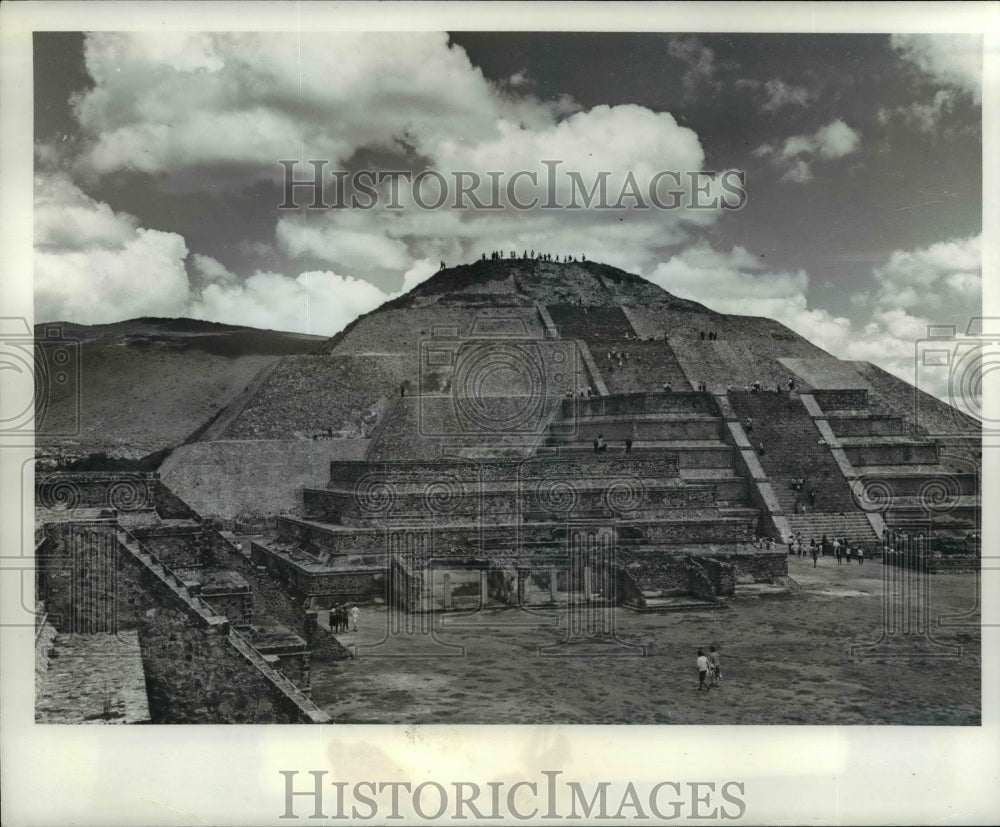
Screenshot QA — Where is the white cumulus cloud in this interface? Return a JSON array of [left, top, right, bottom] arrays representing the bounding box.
[[762, 79, 812, 111], [891, 34, 982, 103], [33, 173, 419, 336], [756, 119, 861, 184], [645, 238, 979, 403], [34, 173, 191, 323]]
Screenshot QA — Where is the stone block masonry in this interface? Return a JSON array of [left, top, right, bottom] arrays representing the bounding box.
[[161, 439, 367, 521], [37, 522, 331, 723]]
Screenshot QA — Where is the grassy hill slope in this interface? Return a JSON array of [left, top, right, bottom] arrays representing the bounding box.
[[35, 317, 325, 463]]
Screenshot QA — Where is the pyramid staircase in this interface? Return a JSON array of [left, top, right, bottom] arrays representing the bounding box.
[[726, 391, 878, 543]]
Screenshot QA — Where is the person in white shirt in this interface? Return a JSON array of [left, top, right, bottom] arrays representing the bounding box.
[[697, 650, 710, 691]]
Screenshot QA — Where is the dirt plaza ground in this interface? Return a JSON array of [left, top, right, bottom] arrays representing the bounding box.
[[309, 555, 981, 725]]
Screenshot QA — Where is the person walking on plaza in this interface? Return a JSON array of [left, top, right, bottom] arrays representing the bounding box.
[[811, 544, 819, 567], [858, 546, 865, 566], [708, 646, 722, 687], [697, 650, 710, 691], [350, 604, 360, 632], [833, 538, 841, 563], [624, 437, 633, 455]]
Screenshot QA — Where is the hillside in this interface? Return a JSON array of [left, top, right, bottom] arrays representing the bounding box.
[[34, 317, 326, 463]]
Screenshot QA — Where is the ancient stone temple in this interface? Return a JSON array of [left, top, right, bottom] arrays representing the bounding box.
[[35, 258, 981, 720], [214, 258, 978, 616]]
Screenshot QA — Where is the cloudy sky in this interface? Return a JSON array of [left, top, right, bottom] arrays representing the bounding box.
[[34, 31, 982, 390]]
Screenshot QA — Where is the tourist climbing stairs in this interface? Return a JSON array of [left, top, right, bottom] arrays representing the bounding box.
[[726, 391, 876, 541]]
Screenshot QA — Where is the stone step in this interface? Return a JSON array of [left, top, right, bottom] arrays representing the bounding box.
[[784, 514, 877, 543]]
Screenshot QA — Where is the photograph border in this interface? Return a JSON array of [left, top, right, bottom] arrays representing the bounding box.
[[2, 2, 998, 825]]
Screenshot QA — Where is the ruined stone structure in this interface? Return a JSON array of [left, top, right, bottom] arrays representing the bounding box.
[[34, 473, 335, 723], [35, 259, 981, 721], [239, 260, 977, 617]]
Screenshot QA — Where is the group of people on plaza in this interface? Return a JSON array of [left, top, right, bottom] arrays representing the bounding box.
[[328, 604, 360, 634], [784, 533, 867, 567]]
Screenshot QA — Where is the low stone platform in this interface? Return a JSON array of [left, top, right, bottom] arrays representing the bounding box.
[[36, 630, 151, 724]]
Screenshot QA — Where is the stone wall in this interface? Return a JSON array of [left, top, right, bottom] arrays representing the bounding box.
[[563, 392, 717, 419], [844, 443, 939, 466], [366, 396, 566, 461], [152, 481, 202, 520], [139, 603, 320, 723], [276, 513, 756, 558], [698, 556, 736, 596], [640, 518, 756, 545], [710, 550, 788, 582], [812, 389, 869, 411], [250, 542, 386, 605], [329, 454, 682, 487], [36, 525, 330, 722], [685, 558, 718, 601], [132, 526, 208, 569], [193, 529, 352, 661], [828, 415, 905, 437], [614, 551, 738, 604], [36, 523, 122, 633], [674, 447, 736, 469], [161, 439, 366, 521], [306, 482, 717, 526], [36, 472, 157, 513], [553, 417, 722, 442], [861, 473, 978, 496], [34, 609, 58, 698], [221, 353, 415, 440]]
